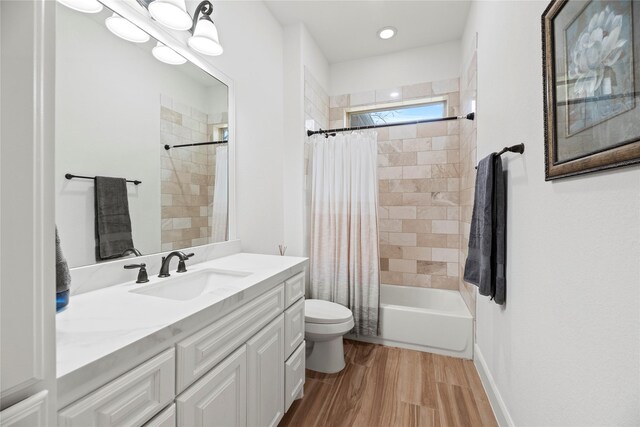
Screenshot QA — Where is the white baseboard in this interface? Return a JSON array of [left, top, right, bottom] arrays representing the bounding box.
[[473, 344, 515, 427]]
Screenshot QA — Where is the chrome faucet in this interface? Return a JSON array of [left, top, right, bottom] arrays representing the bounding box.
[[158, 251, 194, 278]]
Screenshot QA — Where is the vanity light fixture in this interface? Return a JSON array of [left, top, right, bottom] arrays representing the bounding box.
[[188, 1, 223, 56], [378, 26, 397, 40], [105, 13, 151, 43], [57, 0, 103, 14], [152, 42, 187, 65], [146, 0, 192, 31]]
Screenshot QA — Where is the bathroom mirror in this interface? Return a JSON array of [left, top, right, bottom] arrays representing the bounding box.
[[55, 3, 229, 268]]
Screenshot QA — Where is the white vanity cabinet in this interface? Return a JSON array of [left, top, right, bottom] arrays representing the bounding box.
[[58, 268, 306, 427]]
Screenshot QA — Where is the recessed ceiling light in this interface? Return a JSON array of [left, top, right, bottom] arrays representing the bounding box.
[[378, 26, 396, 40], [105, 13, 150, 43], [152, 42, 187, 65], [390, 91, 400, 98]]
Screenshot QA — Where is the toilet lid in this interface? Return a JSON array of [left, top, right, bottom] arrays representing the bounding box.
[[305, 299, 353, 324]]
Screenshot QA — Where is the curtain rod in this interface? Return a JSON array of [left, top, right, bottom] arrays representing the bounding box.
[[65, 173, 142, 185], [306, 112, 475, 137], [164, 140, 228, 150]]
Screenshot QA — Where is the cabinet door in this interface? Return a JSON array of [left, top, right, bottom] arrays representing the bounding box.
[[176, 346, 247, 427], [247, 315, 284, 427]]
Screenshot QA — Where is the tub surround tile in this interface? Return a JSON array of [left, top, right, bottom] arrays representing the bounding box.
[[402, 247, 431, 261], [389, 259, 417, 274], [388, 206, 417, 220], [388, 232, 417, 246], [402, 273, 432, 287], [402, 165, 432, 179], [417, 260, 447, 276], [350, 90, 376, 106], [432, 248, 459, 263], [402, 220, 432, 234], [389, 124, 418, 140], [402, 82, 433, 99], [331, 80, 461, 292]]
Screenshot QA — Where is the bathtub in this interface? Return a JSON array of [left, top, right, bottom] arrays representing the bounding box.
[[349, 284, 473, 359]]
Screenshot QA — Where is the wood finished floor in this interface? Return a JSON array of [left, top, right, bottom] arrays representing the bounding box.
[[279, 340, 498, 427]]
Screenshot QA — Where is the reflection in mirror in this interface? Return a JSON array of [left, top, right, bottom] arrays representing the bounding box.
[[55, 3, 229, 268]]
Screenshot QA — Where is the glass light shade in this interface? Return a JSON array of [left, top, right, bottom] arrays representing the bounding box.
[[57, 0, 103, 13], [152, 42, 187, 65], [148, 0, 192, 31], [105, 13, 150, 43], [188, 19, 223, 56]]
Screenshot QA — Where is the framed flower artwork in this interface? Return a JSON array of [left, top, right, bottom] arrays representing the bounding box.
[[542, 0, 640, 180]]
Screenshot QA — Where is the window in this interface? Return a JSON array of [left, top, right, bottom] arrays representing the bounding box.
[[348, 99, 447, 127]]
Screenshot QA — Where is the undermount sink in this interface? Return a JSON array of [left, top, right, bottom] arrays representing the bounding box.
[[129, 268, 252, 301]]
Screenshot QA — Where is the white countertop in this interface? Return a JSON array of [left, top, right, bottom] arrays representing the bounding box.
[[56, 252, 306, 406]]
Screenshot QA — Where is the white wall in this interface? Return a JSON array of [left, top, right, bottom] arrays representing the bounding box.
[[282, 23, 329, 257], [330, 41, 461, 96], [464, 2, 640, 425], [190, 0, 285, 255], [56, 4, 222, 267]]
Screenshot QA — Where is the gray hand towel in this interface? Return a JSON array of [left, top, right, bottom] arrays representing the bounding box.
[[56, 227, 71, 293], [463, 153, 507, 304], [493, 157, 506, 304], [95, 176, 134, 260]]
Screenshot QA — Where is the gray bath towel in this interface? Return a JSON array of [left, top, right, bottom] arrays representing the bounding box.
[[56, 227, 71, 293], [463, 154, 506, 304], [95, 176, 134, 260]]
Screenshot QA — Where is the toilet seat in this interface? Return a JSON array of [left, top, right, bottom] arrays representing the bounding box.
[[305, 299, 353, 324]]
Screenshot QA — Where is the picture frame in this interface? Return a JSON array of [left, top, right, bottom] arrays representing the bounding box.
[[542, 0, 640, 180]]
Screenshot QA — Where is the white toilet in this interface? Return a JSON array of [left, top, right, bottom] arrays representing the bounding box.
[[304, 299, 354, 374]]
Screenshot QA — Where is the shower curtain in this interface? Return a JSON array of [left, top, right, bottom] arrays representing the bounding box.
[[211, 145, 228, 242], [307, 131, 380, 336]]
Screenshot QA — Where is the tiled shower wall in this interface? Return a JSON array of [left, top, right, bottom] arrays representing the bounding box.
[[160, 96, 215, 251], [329, 79, 462, 290], [304, 67, 329, 131], [459, 40, 478, 315]]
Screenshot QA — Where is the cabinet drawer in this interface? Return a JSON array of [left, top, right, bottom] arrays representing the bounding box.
[[0, 390, 48, 426], [143, 404, 175, 427], [285, 272, 305, 307], [58, 349, 175, 427], [177, 346, 247, 427], [285, 341, 305, 412], [284, 297, 304, 359], [176, 284, 284, 393]]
